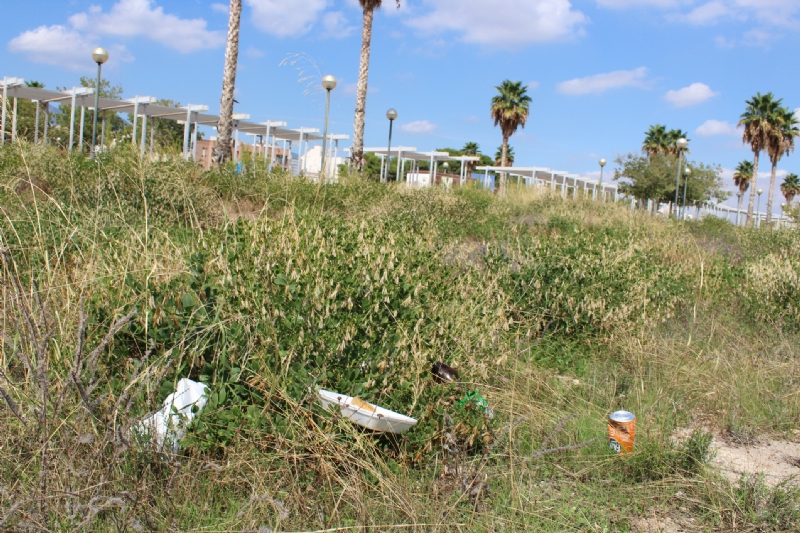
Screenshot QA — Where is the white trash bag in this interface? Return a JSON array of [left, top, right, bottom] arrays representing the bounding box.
[[133, 378, 209, 455]]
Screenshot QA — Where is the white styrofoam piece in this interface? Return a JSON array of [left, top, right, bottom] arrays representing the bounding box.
[[318, 389, 417, 434], [134, 378, 209, 454]]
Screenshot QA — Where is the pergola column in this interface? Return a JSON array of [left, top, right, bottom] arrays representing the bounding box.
[[132, 98, 140, 145], [34, 101, 40, 143], [140, 112, 148, 157], [11, 97, 18, 143], [69, 90, 78, 150], [182, 106, 192, 159], [1, 81, 6, 146], [191, 119, 199, 160], [78, 104, 85, 148], [43, 103, 49, 145]]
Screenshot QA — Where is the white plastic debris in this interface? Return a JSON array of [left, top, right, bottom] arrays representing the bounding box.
[[318, 389, 417, 434], [133, 378, 209, 454]]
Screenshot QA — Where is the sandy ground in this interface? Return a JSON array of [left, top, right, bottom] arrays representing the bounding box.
[[710, 432, 800, 487], [630, 430, 800, 532]]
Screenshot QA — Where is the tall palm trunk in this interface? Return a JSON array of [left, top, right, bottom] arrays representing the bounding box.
[[499, 135, 509, 195], [746, 152, 759, 226], [213, 0, 242, 164], [351, 6, 375, 170], [767, 160, 777, 224]]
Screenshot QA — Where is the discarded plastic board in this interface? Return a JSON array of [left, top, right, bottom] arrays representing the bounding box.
[[133, 378, 209, 454], [318, 389, 417, 434]]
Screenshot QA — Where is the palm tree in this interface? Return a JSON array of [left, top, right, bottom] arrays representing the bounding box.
[[739, 92, 782, 226], [766, 107, 800, 222], [495, 145, 514, 165], [781, 173, 800, 204], [462, 141, 479, 176], [212, 0, 243, 164], [667, 129, 690, 155], [642, 125, 670, 157], [733, 160, 754, 194], [350, 0, 401, 170], [491, 80, 531, 193]]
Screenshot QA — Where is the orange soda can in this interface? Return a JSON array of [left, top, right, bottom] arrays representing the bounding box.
[[608, 411, 636, 453]]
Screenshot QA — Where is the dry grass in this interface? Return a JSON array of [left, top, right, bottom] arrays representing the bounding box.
[[1, 144, 799, 532]]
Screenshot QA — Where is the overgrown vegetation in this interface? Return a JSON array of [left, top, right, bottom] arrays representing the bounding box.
[[1, 143, 798, 532]]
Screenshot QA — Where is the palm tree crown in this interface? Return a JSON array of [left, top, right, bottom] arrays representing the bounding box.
[[642, 125, 689, 157], [781, 173, 800, 204], [739, 92, 782, 154], [763, 104, 798, 222], [770, 107, 800, 162], [738, 92, 783, 225], [462, 142, 479, 155], [491, 80, 531, 166], [667, 129, 691, 155], [495, 145, 514, 165], [642, 125, 669, 157], [733, 160, 754, 194]]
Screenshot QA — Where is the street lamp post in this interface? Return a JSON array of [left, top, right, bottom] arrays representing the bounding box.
[[598, 158, 606, 202], [736, 192, 743, 226], [681, 166, 692, 220], [90, 47, 109, 158], [385, 109, 397, 183], [320, 75, 337, 184], [756, 188, 763, 228], [673, 138, 688, 217]]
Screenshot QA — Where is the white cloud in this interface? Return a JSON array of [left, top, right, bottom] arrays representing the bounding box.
[[210, 3, 229, 14], [664, 83, 719, 107], [246, 0, 328, 37], [321, 11, 357, 39], [401, 120, 437, 134], [68, 0, 224, 52], [696, 119, 739, 136], [406, 0, 588, 48], [678, 1, 732, 24], [556, 67, 650, 95], [527, 81, 540, 90], [602, 0, 800, 29], [7, 25, 133, 71]]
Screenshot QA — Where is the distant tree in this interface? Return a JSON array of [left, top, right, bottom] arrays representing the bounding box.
[[491, 80, 530, 193], [127, 99, 203, 152], [462, 141, 479, 175], [766, 106, 799, 222], [642, 125, 670, 157], [643, 125, 690, 157], [351, 0, 402, 169], [781, 173, 800, 204], [739, 92, 782, 226], [614, 153, 728, 209], [495, 145, 514, 166], [733, 160, 754, 194], [52, 77, 125, 147], [12, 81, 45, 142], [213, 0, 242, 164]]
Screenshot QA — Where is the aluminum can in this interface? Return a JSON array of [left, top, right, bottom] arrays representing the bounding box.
[[608, 410, 636, 453]]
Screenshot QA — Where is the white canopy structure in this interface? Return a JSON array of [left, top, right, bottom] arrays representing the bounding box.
[[0, 76, 347, 173], [477, 166, 621, 201], [351, 147, 480, 185]]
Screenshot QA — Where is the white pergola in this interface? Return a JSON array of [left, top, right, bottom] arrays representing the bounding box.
[[0, 76, 347, 172], [477, 166, 621, 201], [352, 147, 480, 186]]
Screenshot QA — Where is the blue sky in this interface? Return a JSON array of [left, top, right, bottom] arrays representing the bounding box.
[[3, 0, 800, 212]]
